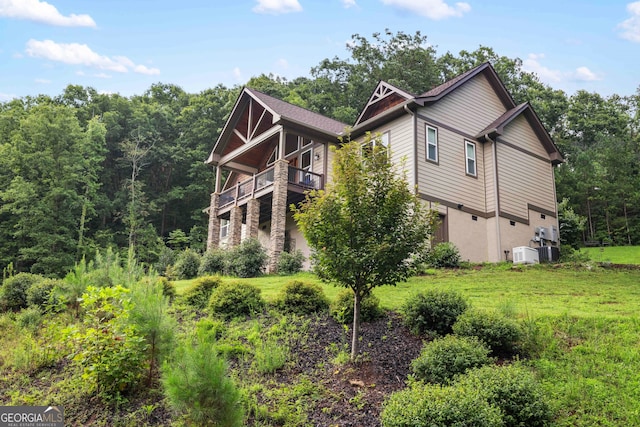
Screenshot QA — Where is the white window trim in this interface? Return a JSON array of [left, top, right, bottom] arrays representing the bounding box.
[[465, 140, 477, 177], [426, 125, 438, 162], [220, 219, 229, 239]]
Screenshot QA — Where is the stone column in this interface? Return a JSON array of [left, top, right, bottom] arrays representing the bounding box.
[[268, 159, 289, 273], [206, 192, 220, 251], [246, 199, 260, 240], [228, 205, 243, 247]]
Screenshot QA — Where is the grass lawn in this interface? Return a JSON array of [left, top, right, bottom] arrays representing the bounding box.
[[177, 263, 640, 426], [582, 245, 640, 264]]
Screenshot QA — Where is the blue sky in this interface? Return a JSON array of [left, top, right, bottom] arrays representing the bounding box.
[[1, 0, 639, 102]]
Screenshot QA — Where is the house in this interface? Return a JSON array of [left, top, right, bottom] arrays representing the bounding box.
[[205, 62, 563, 271]]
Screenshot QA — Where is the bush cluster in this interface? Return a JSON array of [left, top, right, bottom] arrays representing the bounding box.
[[225, 238, 268, 278], [198, 249, 226, 276], [274, 280, 329, 315], [330, 289, 384, 324], [0, 273, 45, 312], [453, 309, 522, 357], [26, 278, 63, 310], [456, 364, 552, 427], [173, 248, 201, 279], [425, 242, 461, 268], [181, 275, 222, 310], [381, 381, 504, 427], [277, 250, 306, 275], [411, 335, 493, 384], [401, 289, 468, 336], [209, 281, 265, 320]]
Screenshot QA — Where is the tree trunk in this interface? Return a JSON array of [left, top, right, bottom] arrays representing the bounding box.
[[350, 292, 361, 362]]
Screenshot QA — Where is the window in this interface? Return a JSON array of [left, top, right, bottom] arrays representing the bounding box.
[[426, 125, 438, 162], [380, 132, 390, 149], [465, 141, 476, 176], [220, 219, 229, 239], [361, 131, 389, 156], [285, 134, 299, 156]]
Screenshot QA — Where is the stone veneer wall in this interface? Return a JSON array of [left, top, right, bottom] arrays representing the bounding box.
[[206, 192, 220, 251], [268, 159, 289, 272]]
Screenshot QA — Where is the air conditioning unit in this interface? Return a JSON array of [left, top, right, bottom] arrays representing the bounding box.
[[513, 246, 539, 265]]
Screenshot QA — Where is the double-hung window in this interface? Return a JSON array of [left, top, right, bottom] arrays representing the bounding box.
[[426, 125, 438, 162], [465, 140, 477, 177]]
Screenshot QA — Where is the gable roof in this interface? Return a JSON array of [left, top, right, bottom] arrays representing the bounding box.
[[249, 88, 348, 135], [207, 87, 348, 164], [414, 62, 515, 108], [354, 81, 415, 126], [477, 102, 564, 165]]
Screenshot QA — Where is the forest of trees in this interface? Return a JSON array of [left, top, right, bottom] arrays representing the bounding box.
[[1, 30, 639, 277]]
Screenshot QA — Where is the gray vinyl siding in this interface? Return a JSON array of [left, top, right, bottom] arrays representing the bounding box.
[[483, 141, 496, 213], [416, 117, 486, 212], [497, 143, 556, 218], [373, 115, 415, 186], [423, 74, 506, 137], [501, 115, 549, 158]]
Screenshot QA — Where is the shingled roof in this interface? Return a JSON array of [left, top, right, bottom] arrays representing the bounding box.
[[248, 88, 348, 135]]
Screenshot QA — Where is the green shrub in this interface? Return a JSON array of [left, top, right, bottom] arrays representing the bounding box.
[[183, 275, 222, 310], [173, 248, 201, 279], [455, 364, 552, 427], [26, 278, 63, 310], [277, 250, 305, 275], [209, 281, 265, 320], [17, 306, 43, 333], [426, 242, 461, 268], [401, 289, 468, 336], [274, 280, 329, 315], [330, 289, 384, 324], [195, 318, 227, 343], [411, 335, 493, 384], [69, 286, 147, 400], [1, 273, 44, 312], [225, 238, 268, 278], [199, 249, 227, 276], [162, 340, 243, 427], [156, 276, 177, 302], [155, 246, 176, 277], [381, 381, 504, 427], [453, 309, 522, 357]]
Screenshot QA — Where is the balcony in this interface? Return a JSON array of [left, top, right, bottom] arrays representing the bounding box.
[[218, 165, 323, 214]]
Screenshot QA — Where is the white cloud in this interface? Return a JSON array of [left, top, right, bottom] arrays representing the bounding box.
[[0, 92, 17, 101], [233, 67, 243, 82], [275, 58, 289, 69], [134, 64, 160, 75], [94, 72, 112, 79], [381, 0, 470, 19], [76, 70, 85, 76], [618, 1, 640, 42], [342, 0, 357, 8], [573, 66, 601, 82], [34, 78, 51, 84], [252, 0, 302, 14], [522, 53, 562, 82], [0, 0, 95, 27], [523, 53, 602, 84], [25, 39, 160, 75]]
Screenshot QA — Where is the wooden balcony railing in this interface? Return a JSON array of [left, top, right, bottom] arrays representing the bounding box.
[[218, 165, 323, 210]]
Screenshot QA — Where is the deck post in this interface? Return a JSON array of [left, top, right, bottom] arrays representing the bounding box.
[[246, 199, 260, 240], [228, 205, 243, 247], [206, 192, 220, 251], [268, 159, 289, 273]]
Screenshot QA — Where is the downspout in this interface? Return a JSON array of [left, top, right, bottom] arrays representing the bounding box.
[[485, 134, 502, 262]]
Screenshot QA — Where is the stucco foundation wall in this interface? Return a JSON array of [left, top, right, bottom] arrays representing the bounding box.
[[447, 208, 489, 262], [498, 210, 560, 262]]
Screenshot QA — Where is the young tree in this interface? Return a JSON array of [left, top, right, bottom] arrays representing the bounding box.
[[293, 134, 436, 361]]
